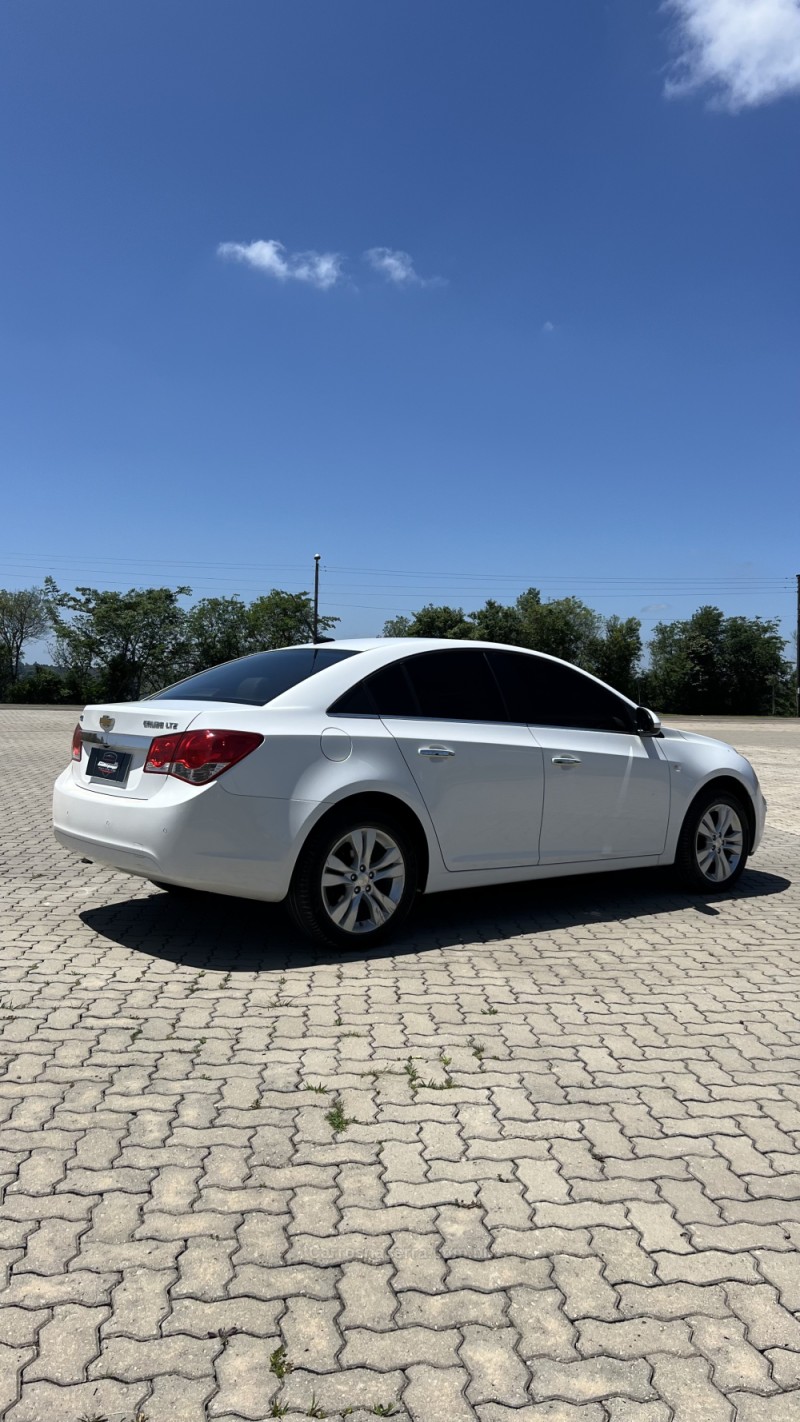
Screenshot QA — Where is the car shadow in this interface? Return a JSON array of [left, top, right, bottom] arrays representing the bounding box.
[[79, 866, 791, 975]]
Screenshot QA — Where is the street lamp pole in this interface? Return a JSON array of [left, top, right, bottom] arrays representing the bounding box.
[[313, 554, 321, 643], [796, 572, 800, 716]]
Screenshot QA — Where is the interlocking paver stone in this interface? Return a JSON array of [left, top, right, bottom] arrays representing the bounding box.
[[755, 1250, 800, 1310], [278, 1365, 406, 1416], [551, 1255, 619, 1321], [690, 1313, 777, 1393], [24, 1302, 106, 1383], [88, 1332, 222, 1380], [528, 1356, 655, 1403], [729, 1394, 800, 1422], [397, 1287, 505, 1328], [4, 1377, 149, 1422], [0, 1345, 34, 1416], [3, 709, 800, 1419], [509, 1286, 578, 1361], [617, 1281, 730, 1318], [724, 1282, 800, 1350], [339, 1260, 397, 1329], [653, 1248, 761, 1284], [765, 1350, 800, 1389], [478, 1406, 605, 1422], [404, 1362, 475, 1421], [146, 1373, 218, 1422], [576, 1316, 693, 1358], [281, 1294, 342, 1371], [649, 1354, 733, 1420], [461, 1322, 531, 1406], [342, 1324, 461, 1369], [207, 1332, 281, 1418]]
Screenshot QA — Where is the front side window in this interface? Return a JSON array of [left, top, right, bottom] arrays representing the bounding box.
[[154, 647, 359, 707], [488, 650, 634, 732]]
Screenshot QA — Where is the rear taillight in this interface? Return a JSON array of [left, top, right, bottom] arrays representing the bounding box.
[[71, 724, 82, 761], [144, 729, 263, 786]]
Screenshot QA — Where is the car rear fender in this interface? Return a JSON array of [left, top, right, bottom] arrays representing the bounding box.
[[285, 786, 441, 893]]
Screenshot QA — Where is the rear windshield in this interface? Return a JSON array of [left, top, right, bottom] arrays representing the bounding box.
[[153, 647, 359, 706]]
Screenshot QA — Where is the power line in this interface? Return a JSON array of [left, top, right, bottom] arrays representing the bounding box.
[[0, 551, 793, 588], [0, 563, 791, 596]]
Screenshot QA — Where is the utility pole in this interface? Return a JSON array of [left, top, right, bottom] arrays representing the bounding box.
[[796, 572, 800, 716], [314, 554, 323, 645]]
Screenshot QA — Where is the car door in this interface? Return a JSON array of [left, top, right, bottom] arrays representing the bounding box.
[[356, 650, 545, 871], [488, 650, 671, 864]]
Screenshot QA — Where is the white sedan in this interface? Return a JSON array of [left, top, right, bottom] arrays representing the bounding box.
[[53, 638, 766, 948]]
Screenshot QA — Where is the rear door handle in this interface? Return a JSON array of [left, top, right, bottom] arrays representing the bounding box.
[[552, 755, 581, 766], [418, 745, 456, 758]]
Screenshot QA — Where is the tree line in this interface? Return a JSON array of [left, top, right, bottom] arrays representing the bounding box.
[[383, 593, 796, 716], [0, 579, 794, 716]]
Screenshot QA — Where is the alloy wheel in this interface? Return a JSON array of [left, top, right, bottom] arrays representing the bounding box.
[[321, 827, 406, 935], [694, 802, 744, 884]]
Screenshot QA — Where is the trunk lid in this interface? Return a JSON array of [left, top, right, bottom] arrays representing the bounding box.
[[74, 700, 210, 799]]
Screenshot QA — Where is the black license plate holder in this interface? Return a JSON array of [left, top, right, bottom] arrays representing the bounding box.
[[87, 746, 132, 784]]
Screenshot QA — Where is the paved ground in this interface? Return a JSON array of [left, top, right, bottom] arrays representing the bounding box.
[[1, 708, 799, 1422]]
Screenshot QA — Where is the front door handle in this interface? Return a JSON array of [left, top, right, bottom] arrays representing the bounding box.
[[418, 745, 456, 758], [552, 755, 581, 766]]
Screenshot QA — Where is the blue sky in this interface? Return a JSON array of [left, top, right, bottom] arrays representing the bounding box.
[[1, 0, 798, 656]]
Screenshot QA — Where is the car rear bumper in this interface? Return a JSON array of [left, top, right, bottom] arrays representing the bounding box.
[[52, 768, 301, 901]]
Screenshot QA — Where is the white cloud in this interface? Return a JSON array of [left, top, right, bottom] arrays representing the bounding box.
[[641, 603, 671, 614], [217, 239, 343, 290], [665, 0, 800, 110], [364, 247, 444, 287], [542, 321, 555, 334]]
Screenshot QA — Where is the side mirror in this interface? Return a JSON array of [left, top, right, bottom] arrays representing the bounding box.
[[635, 706, 662, 736]]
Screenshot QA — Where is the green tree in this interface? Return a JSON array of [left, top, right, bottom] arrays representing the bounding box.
[[719, 614, 793, 714], [381, 604, 473, 639], [0, 587, 49, 684], [516, 591, 602, 668], [6, 664, 66, 704], [45, 579, 191, 702], [591, 615, 643, 699], [185, 596, 251, 672], [247, 589, 338, 649], [648, 606, 792, 715], [382, 615, 413, 638], [649, 605, 724, 715], [469, 598, 524, 646]]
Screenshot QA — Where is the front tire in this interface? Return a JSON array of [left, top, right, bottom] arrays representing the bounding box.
[[288, 811, 419, 949], [675, 789, 749, 893]]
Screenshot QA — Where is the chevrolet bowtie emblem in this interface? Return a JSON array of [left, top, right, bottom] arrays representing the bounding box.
[[99, 716, 115, 731]]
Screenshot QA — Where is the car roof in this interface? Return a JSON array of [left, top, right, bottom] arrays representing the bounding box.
[[292, 637, 537, 653], [264, 638, 638, 712]]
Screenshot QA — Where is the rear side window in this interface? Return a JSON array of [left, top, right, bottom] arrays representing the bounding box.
[[154, 648, 359, 706], [332, 649, 506, 722], [488, 650, 634, 732], [332, 661, 417, 717]]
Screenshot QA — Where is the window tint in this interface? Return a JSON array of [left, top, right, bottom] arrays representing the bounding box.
[[488, 650, 634, 733], [154, 647, 359, 707], [331, 661, 417, 717], [330, 650, 507, 722], [406, 651, 505, 721]]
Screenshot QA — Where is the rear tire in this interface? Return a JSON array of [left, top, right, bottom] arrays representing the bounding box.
[[675, 789, 749, 893], [288, 810, 419, 950]]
